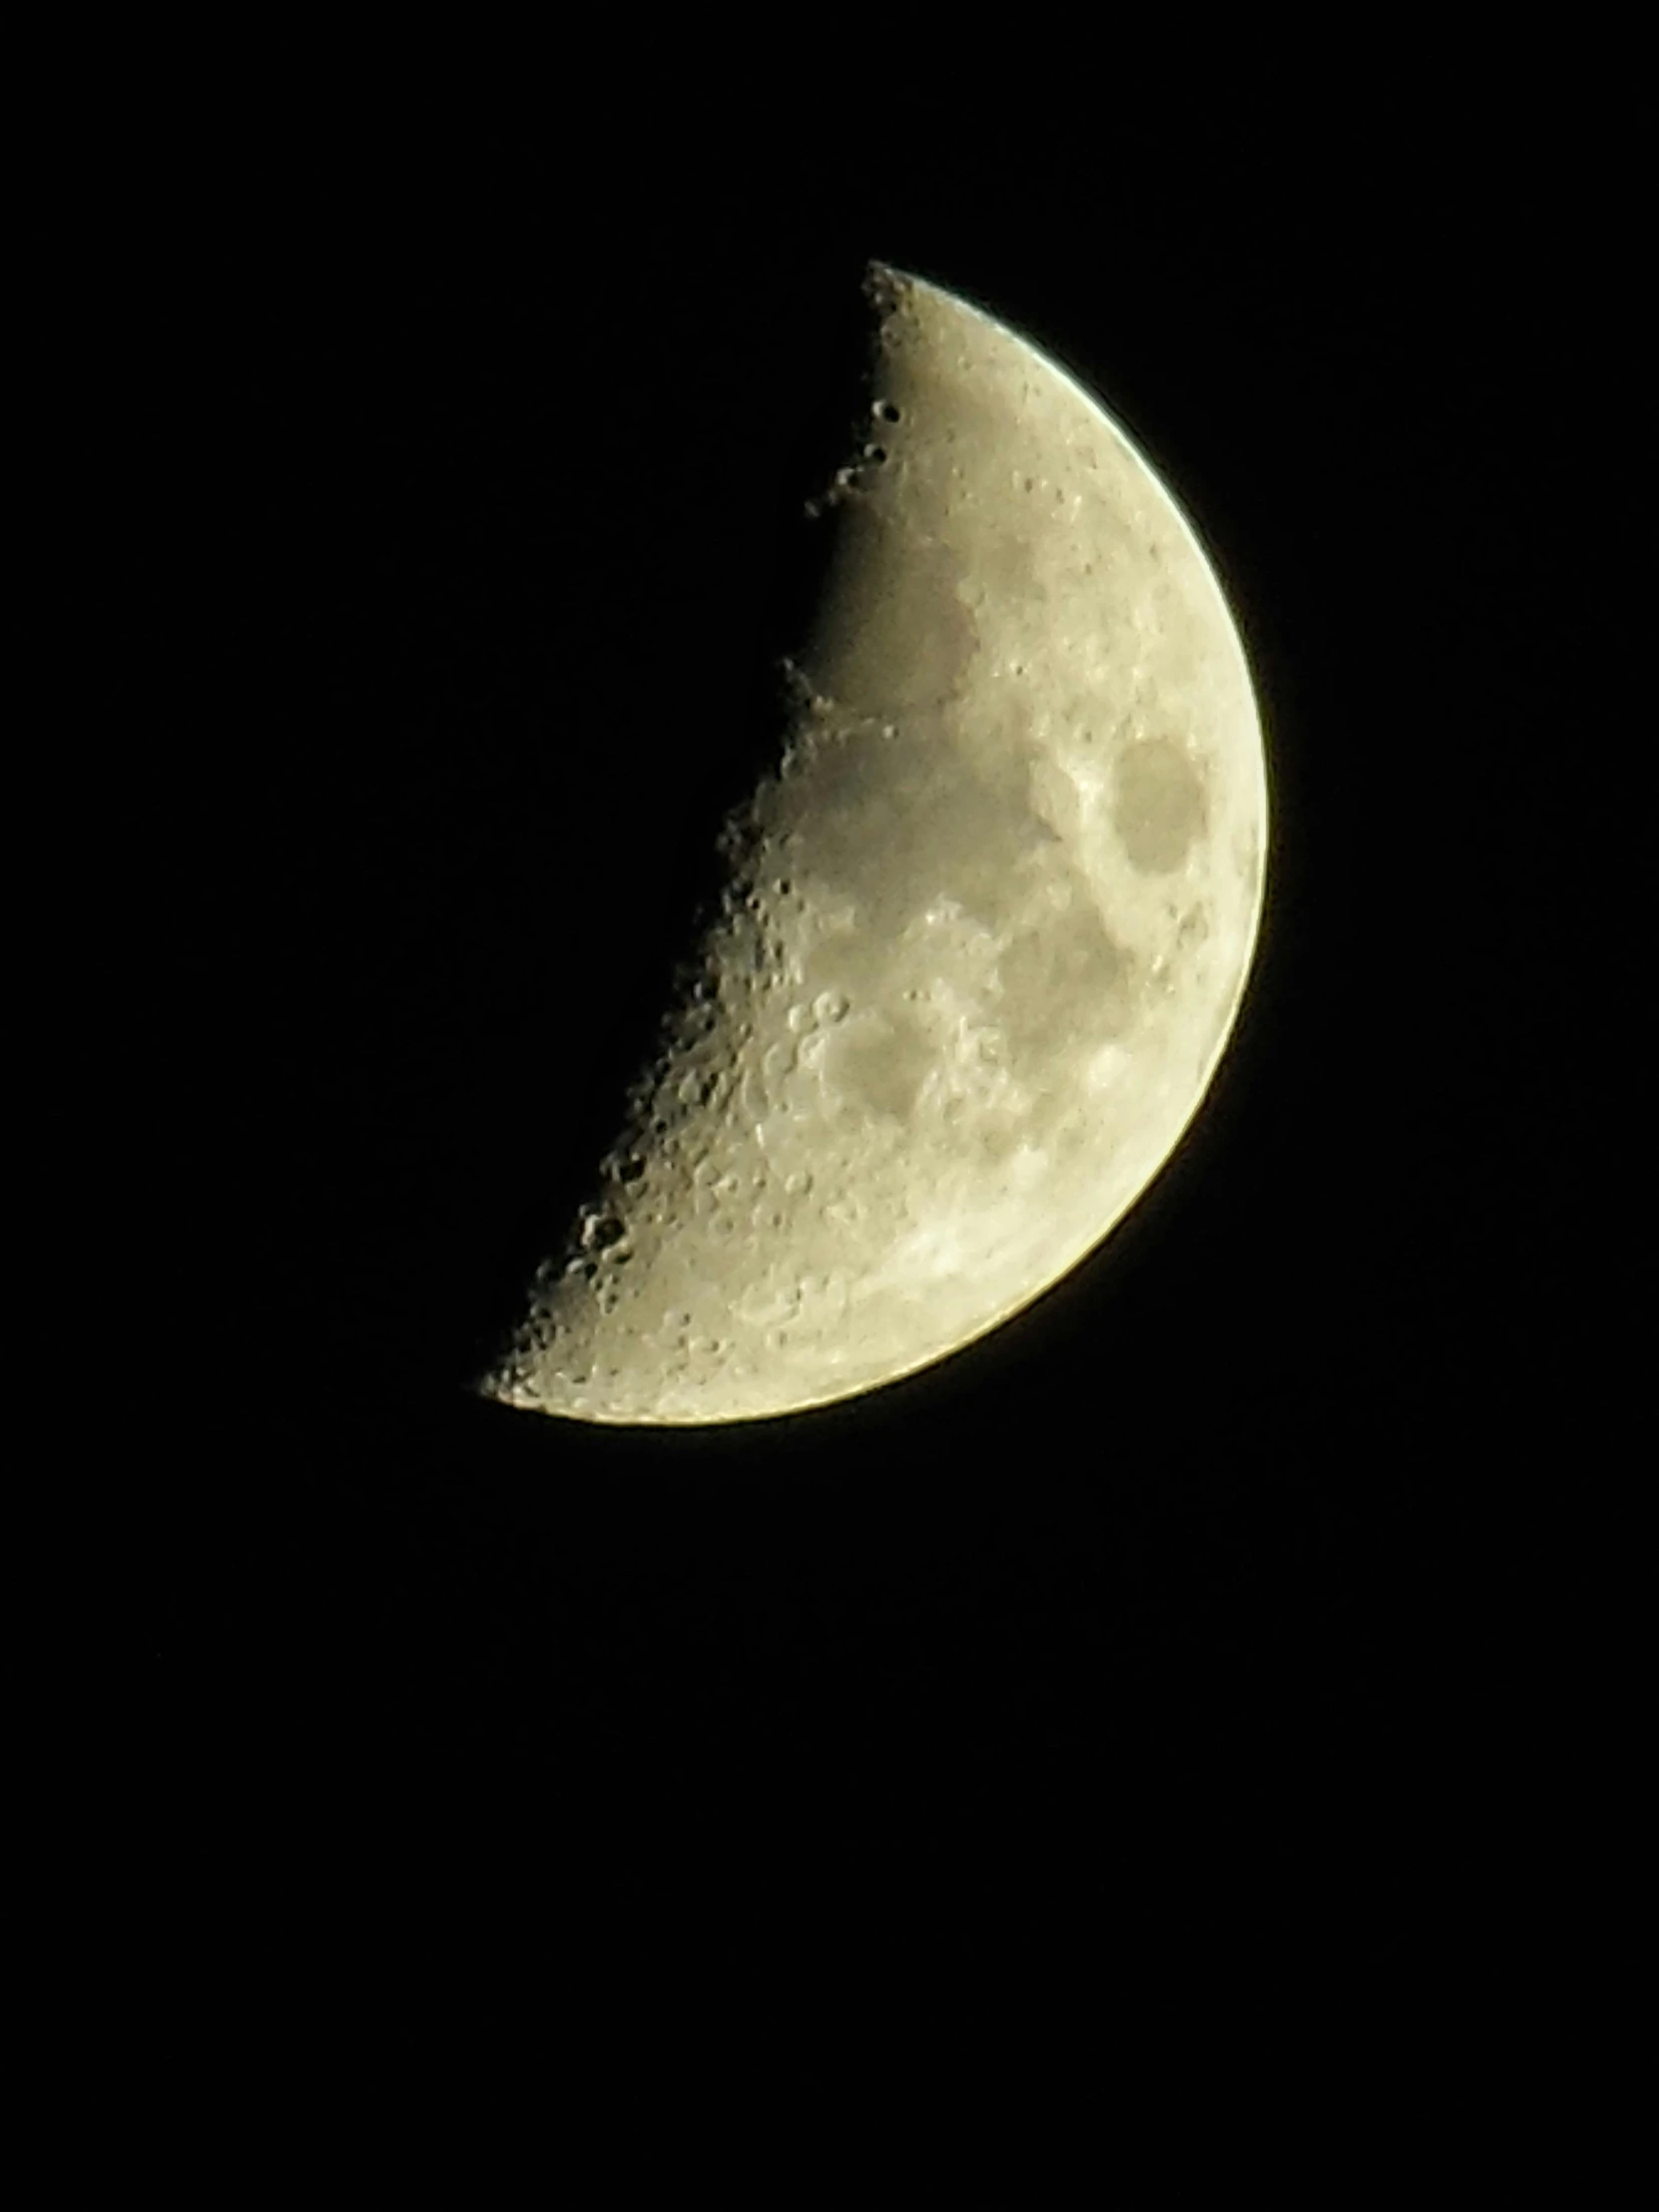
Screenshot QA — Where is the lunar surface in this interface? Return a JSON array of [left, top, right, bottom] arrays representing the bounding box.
[[482, 265, 1267, 1424]]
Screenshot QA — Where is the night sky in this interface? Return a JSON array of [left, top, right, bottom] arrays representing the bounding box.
[[145, 108, 1582, 2074]]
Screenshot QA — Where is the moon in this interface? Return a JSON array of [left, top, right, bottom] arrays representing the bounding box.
[[482, 265, 1267, 1425]]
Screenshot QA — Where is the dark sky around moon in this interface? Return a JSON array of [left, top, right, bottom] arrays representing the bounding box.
[[149, 115, 1583, 2055]]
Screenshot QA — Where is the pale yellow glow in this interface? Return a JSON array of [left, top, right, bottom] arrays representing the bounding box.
[[482, 266, 1268, 1424]]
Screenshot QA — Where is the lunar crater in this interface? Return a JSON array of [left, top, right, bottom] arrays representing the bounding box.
[[1111, 736, 1209, 874], [821, 1010, 934, 1125]]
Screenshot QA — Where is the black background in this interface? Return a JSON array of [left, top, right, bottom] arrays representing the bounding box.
[[147, 108, 1585, 2068]]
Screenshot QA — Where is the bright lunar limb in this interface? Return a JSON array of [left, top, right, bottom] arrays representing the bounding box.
[[483, 265, 1268, 1425]]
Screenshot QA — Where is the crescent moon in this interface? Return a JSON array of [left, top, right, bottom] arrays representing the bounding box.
[[483, 265, 1268, 1425]]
